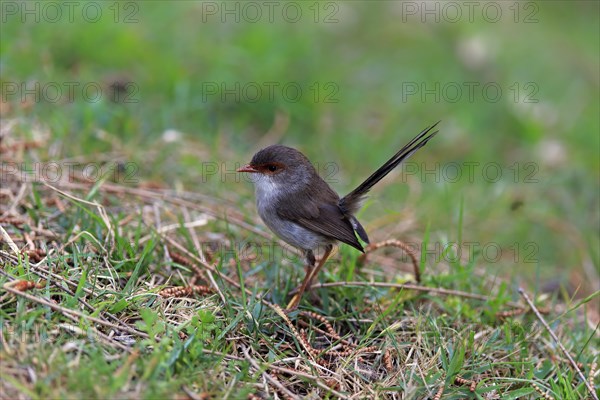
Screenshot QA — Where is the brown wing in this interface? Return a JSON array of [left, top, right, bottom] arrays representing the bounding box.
[[275, 179, 364, 252], [296, 203, 364, 252]]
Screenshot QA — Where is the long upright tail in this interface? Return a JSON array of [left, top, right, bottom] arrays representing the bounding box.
[[339, 121, 440, 215]]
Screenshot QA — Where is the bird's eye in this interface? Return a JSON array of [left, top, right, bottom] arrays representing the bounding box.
[[267, 165, 277, 172]]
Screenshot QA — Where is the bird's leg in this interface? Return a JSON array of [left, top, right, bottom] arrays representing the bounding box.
[[286, 250, 314, 309], [304, 244, 333, 292], [288, 250, 315, 295], [286, 245, 333, 310]]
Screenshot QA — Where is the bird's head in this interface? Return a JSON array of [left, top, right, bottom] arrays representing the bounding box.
[[238, 145, 316, 196]]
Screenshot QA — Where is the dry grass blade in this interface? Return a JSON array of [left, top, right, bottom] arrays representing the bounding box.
[[3, 283, 131, 352], [519, 288, 598, 400], [591, 361, 597, 390], [42, 182, 115, 248], [242, 346, 301, 400], [2, 251, 143, 335], [0, 224, 20, 254], [2, 282, 150, 343], [199, 342, 363, 398], [39, 179, 276, 241]]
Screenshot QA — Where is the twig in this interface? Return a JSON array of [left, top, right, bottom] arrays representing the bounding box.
[[364, 239, 421, 282], [311, 281, 524, 308], [519, 288, 598, 400]]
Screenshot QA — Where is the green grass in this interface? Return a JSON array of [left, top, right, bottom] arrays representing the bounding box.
[[1, 1, 599, 398]]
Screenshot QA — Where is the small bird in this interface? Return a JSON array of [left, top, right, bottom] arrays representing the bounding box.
[[238, 122, 439, 309]]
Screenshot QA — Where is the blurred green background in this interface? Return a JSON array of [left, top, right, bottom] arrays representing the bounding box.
[[2, 1, 598, 295]]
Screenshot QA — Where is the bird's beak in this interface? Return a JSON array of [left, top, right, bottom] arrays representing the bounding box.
[[237, 164, 259, 173]]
